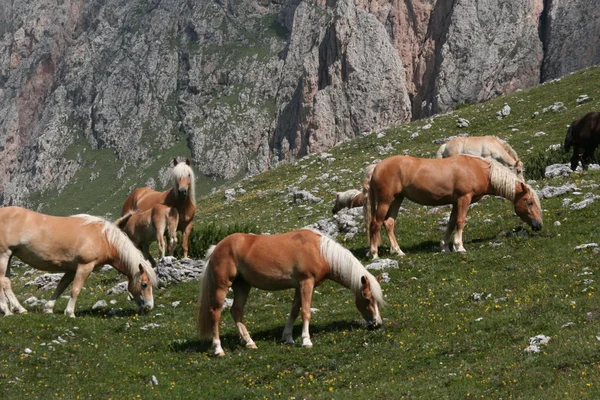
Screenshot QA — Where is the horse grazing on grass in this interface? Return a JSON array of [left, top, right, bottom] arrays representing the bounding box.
[[364, 155, 542, 258], [197, 229, 384, 357], [437, 136, 524, 179], [115, 204, 179, 265], [564, 111, 600, 171], [0, 207, 157, 317], [332, 164, 376, 214], [122, 158, 196, 258]]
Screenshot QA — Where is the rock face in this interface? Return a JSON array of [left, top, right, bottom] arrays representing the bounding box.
[[0, 0, 598, 208]]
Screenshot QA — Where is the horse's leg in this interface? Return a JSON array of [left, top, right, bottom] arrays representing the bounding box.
[[452, 197, 472, 253], [299, 279, 315, 348], [0, 252, 13, 315], [383, 196, 405, 256], [0, 253, 27, 315], [441, 206, 458, 253], [209, 285, 228, 357], [63, 263, 95, 318], [181, 221, 193, 259], [369, 201, 391, 259], [230, 279, 257, 349], [154, 217, 167, 259], [282, 289, 302, 345], [44, 270, 76, 314]]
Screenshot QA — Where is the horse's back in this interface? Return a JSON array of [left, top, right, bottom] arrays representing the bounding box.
[[122, 187, 164, 216], [372, 155, 490, 204], [210, 230, 324, 290]]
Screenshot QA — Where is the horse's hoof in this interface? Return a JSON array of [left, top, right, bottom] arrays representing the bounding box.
[[302, 343, 313, 349], [214, 351, 225, 357], [15, 308, 27, 315], [246, 342, 258, 349], [283, 338, 295, 346]]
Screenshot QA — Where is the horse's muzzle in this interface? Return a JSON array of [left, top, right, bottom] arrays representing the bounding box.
[[532, 220, 542, 231], [178, 188, 188, 199]]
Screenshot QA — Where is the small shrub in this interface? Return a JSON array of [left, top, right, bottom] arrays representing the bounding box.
[[174, 222, 259, 259], [524, 147, 570, 180]]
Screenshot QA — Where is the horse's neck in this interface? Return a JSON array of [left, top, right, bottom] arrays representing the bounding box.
[[164, 189, 195, 220]]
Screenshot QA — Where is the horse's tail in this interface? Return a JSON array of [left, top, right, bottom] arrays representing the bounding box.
[[205, 245, 216, 261], [197, 257, 215, 338], [436, 143, 447, 158], [362, 165, 376, 247], [564, 124, 573, 151], [114, 210, 136, 230]]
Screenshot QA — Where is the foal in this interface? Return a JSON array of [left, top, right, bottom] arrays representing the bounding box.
[[115, 204, 179, 266]]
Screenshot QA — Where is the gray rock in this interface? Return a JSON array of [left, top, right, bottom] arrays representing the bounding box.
[[365, 259, 399, 271], [538, 184, 577, 199], [156, 257, 206, 286], [92, 300, 107, 310], [25, 274, 63, 291]]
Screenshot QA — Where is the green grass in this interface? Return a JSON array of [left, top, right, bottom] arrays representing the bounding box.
[[3, 67, 600, 398]]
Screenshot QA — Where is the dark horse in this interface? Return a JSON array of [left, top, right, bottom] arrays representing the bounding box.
[[564, 112, 600, 171]]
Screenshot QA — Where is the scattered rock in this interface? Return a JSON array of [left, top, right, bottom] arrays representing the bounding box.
[[224, 188, 236, 202], [456, 118, 470, 128], [496, 104, 511, 119], [156, 257, 206, 286], [537, 183, 577, 198], [92, 300, 107, 310], [24, 274, 63, 291], [365, 259, 399, 271], [576, 94, 590, 104], [574, 243, 599, 250]]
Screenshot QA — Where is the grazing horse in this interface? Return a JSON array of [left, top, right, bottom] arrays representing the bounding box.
[[0, 207, 157, 317], [437, 136, 524, 179], [197, 229, 384, 357], [332, 164, 376, 214], [563, 111, 600, 170], [364, 155, 542, 258], [115, 204, 179, 266], [122, 158, 196, 258]]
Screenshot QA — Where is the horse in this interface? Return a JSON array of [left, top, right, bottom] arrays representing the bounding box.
[[364, 155, 542, 258], [122, 158, 196, 258], [196, 229, 384, 357], [332, 164, 376, 214], [115, 204, 179, 266], [563, 111, 600, 171], [0, 206, 157, 317], [436, 136, 524, 179]]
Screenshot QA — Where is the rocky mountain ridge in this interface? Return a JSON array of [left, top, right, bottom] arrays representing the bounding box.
[[0, 0, 598, 210]]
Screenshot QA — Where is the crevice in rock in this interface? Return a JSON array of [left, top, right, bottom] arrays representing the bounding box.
[[411, 0, 458, 120], [539, 0, 552, 82]]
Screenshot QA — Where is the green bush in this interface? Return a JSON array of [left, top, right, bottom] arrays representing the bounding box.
[[524, 147, 570, 180], [174, 222, 259, 259]]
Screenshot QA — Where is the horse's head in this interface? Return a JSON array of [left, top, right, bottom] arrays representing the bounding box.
[[514, 182, 543, 231], [355, 275, 383, 329], [173, 158, 194, 200], [128, 262, 155, 314]]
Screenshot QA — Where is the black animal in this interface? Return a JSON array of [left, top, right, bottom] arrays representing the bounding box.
[[564, 112, 600, 171]]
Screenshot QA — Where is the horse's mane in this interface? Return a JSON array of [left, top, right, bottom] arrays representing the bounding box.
[[491, 136, 520, 162], [313, 230, 384, 307], [172, 161, 196, 205], [72, 214, 158, 288], [489, 162, 540, 209]]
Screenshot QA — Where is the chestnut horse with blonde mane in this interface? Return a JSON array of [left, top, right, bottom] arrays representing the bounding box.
[[197, 229, 384, 357], [364, 155, 542, 258], [122, 158, 196, 258], [115, 204, 179, 266], [437, 136, 524, 179], [0, 206, 157, 317]]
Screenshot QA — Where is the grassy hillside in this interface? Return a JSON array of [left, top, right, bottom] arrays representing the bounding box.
[[2, 67, 600, 399]]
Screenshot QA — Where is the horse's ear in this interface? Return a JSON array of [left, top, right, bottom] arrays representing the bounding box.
[[139, 263, 145, 275], [185, 158, 191, 166], [376, 274, 382, 283], [518, 181, 528, 193], [173, 158, 178, 167], [361, 275, 369, 287]]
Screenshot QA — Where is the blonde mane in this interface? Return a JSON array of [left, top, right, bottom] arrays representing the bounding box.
[[492, 136, 520, 162], [489, 162, 540, 209], [173, 161, 196, 204], [314, 231, 384, 306], [72, 214, 158, 287]]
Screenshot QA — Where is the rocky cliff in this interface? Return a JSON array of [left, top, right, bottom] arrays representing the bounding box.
[[0, 0, 598, 210]]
